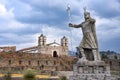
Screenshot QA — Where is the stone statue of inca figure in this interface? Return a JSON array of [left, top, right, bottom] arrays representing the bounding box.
[[69, 9, 101, 61]]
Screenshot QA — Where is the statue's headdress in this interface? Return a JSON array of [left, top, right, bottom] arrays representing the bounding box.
[[83, 7, 91, 19]]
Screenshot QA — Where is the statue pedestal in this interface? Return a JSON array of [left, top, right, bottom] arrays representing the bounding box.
[[69, 60, 117, 80]]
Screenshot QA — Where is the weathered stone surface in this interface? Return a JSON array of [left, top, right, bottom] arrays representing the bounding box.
[[69, 61, 118, 80]]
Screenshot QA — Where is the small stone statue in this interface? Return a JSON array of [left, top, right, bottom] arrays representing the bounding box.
[[69, 9, 101, 61]]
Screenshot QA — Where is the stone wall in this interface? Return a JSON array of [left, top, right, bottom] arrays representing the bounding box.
[[0, 52, 74, 72], [0, 52, 119, 72], [0, 46, 16, 52], [57, 71, 73, 79], [104, 59, 120, 71]]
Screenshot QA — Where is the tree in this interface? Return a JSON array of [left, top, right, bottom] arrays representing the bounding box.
[[101, 54, 108, 59]]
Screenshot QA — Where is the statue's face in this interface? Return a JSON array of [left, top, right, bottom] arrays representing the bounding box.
[[84, 12, 90, 20]]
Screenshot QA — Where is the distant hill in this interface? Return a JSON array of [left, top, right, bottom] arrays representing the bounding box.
[[69, 50, 119, 57], [100, 50, 118, 55], [68, 51, 76, 56]]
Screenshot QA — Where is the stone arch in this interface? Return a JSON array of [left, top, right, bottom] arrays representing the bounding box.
[[53, 51, 58, 57]]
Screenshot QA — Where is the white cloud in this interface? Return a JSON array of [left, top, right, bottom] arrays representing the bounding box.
[[95, 16, 120, 41], [0, 3, 14, 18], [0, 4, 7, 16], [107, 0, 120, 12], [41, 25, 69, 43], [0, 3, 25, 31], [0, 33, 37, 50]]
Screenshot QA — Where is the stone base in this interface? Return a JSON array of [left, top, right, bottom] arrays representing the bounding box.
[[69, 60, 117, 80]]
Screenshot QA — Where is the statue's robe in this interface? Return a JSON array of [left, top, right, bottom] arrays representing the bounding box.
[[79, 18, 98, 49]]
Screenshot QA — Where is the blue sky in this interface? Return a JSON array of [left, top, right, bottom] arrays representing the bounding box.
[[0, 0, 120, 53]]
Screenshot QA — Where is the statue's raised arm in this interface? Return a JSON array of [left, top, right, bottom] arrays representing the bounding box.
[[69, 23, 82, 28]]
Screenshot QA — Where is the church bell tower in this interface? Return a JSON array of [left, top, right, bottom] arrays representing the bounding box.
[[61, 36, 68, 55], [38, 34, 46, 46], [61, 36, 68, 47]]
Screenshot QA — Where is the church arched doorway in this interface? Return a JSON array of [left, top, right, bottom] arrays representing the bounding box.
[[53, 51, 58, 57]]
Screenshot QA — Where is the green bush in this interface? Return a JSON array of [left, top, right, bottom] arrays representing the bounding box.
[[23, 70, 36, 80], [3, 72, 12, 80], [61, 76, 67, 80]]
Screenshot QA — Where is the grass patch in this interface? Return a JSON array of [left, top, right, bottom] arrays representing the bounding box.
[[111, 71, 120, 78]]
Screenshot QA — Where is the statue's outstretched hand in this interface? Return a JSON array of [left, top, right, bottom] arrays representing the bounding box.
[[69, 23, 73, 27]]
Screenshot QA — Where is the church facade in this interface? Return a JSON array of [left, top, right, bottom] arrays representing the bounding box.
[[38, 34, 68, 57], [18, 34, 68, 57]]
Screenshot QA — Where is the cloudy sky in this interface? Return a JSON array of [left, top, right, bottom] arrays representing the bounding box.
[[0, 0, 120, 53]]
